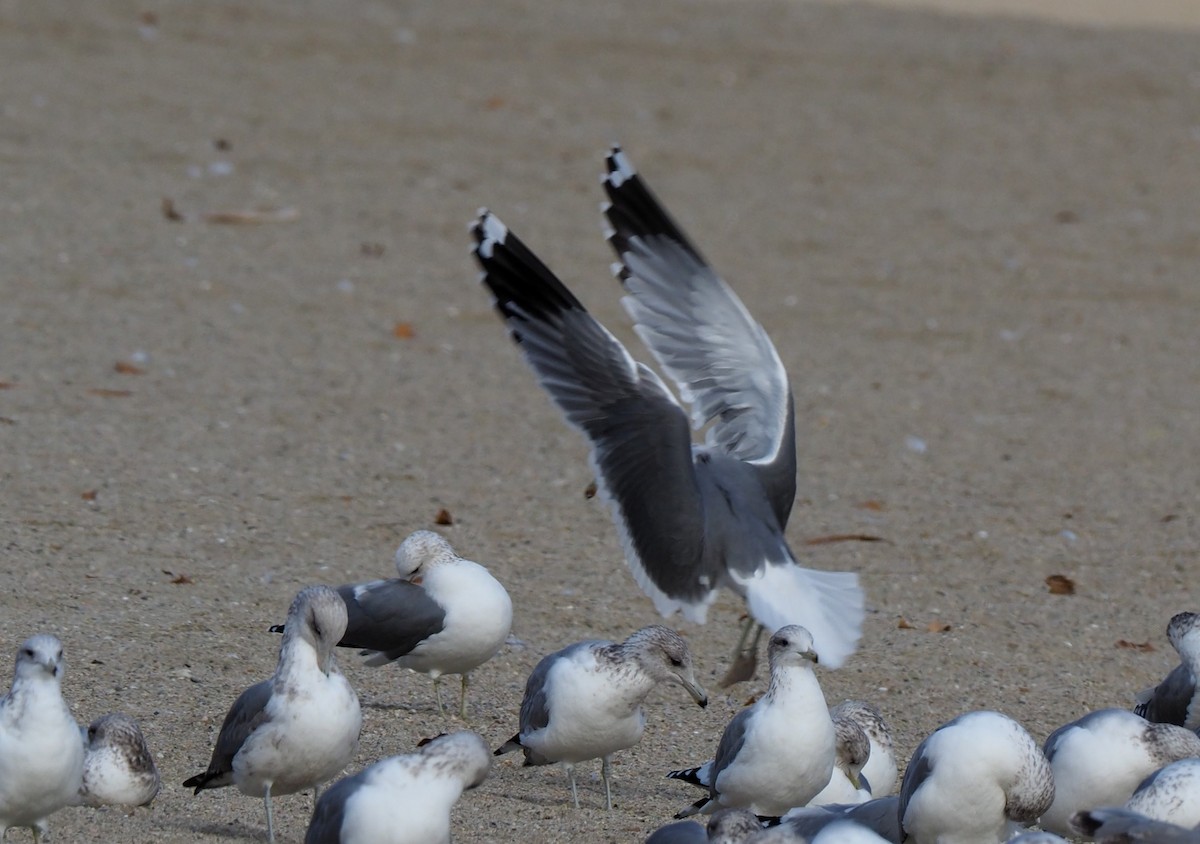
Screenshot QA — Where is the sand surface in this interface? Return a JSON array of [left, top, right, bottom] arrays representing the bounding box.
[[3, 0, 1199, 841]]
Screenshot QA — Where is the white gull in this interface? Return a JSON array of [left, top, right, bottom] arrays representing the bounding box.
[[670, 626, 835, 818], [78, 712, 160, 808], [185, 585, 362, 842], [0, 635, 84, 843], [494, 624, 707, 810], [1040, 708, 1200, 835], [304, 731, 490, 844], [277, 530, 512, 720], [899, 710, 1054, 844]]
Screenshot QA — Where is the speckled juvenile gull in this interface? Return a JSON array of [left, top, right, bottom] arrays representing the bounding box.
[[471, 146, 865, 675], [186, 586, 362, 843], [899, 710, 1054, 844], [1125, 758, 1200, 828], [1072, 806, 1200, 843], [829, 700, 897, 798], [671, 626, 835, 818], [78, 712, 160, 808], [495, 625, 707, 810], [808, 713, 871, 806], [1040, 708, 1200, 835], [775, 796, 902, 842], [273, 531, 512, 719], [645, 808, 763, 844], [304, 731, 490, 844], [1135, 612, 1200, 729], [0, 635, 84, 843]]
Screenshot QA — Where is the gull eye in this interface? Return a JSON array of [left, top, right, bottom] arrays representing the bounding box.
[[21, 649, 33, 659], [669, 656, 683, 668]]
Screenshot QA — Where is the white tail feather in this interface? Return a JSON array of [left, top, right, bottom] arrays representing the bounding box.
[[740, 565, 864, 669]]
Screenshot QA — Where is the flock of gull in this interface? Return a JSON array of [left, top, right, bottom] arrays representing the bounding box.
[[4, 148, 1200, 843]]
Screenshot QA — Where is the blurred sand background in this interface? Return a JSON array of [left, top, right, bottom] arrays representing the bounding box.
[[2, 0, 1199, 841]]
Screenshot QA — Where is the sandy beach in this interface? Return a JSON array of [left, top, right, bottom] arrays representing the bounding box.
[[2, 0, 1199, 840]]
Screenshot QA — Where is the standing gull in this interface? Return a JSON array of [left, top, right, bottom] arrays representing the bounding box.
[[1039, 708, 1200, 836], [304, 731, 490, 844], [471, 146, 865, 675], [899, 710, 1054, 844], [0, 635, 85, 843], [185, 585, 362, 843], [670, 626, 836, 818], [494, 625, 708, 810], [273, 531, 512, 719], [78, 712, 161, 808], [1135, 612, 1200, 728]]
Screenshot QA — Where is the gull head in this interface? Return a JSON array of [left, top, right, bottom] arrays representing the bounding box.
[[287, 585, 349, 675], [419, 730, 492, 790], [394, 529, 457, 584], [768, 625, 820, 670], [1167, 611, 1200, 657], [627, 625, 708, 708], [13, 633, 65, 684]]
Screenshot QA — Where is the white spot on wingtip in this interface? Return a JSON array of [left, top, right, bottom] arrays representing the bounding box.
[[607, 148, 635, 187]]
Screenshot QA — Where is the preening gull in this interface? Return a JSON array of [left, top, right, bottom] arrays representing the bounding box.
[[185, 585, 362, 843], [898, 710, 1054, 844], [829, 700, 898, 798], [494, 625, 707, 810], [1135, 612, 1200, 728], [1039, 708, 1200, 835], [1072, 806, 1200, 844], [304, 731, 490, 844], [670, 626, 835, 818], [471, 146, 865, 675], [0, 635, 84, 843], [1125, 758, 1200, 827], [808, 713, 871, 806], [273, 530, 512, 719], [645, 808, 763, 844], [78, 712, 161, 808]]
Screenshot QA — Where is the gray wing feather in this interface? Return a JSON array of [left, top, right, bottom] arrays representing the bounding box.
[[184, 680, 272, 791], [781, 797, 902, 843], [645, 820, 708, 844], [304, 769, 368, 844], [473, 215, 718, 604], [897, 733, 936, 836], [709, 708, 755, 795], [1071, 807, 1200, 844], [335, 581, 446, 661], [1134, 663, 1195, 726], [602, 149, 797, 525]]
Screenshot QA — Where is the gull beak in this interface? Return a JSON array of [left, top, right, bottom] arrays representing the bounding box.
[[681, 676, 708, 708], [803, 650, 819, 664], [407, 571, 424, 586]]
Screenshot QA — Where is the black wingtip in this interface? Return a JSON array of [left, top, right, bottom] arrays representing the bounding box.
[[267, 624, 285, 634], [493, 733, 523, 756]]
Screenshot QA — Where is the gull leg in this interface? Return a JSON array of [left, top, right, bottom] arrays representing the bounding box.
[[459, 673, 470, 721], [264, 783, 275, 843], [601, 755, 614, 810], [564, 763, 580, 809], [433, 675, 447, 714], [312, 783, 321, 812], [720, 618, 763, 687]]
